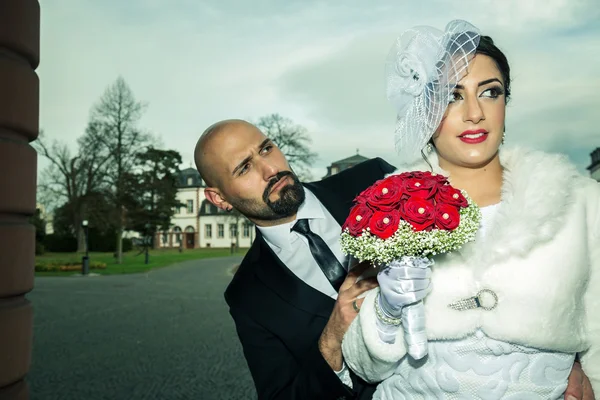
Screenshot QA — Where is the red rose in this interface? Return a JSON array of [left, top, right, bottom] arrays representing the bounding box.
[[355, 183, 376, 205], [435, 184, 468, 208], [402, 197, 435, 231], [342, 204, 373, 236], [394, 171, 415, 180], [369, 210, 401, 239], [434, 203, 461, 230], [403, 177, 439, 199], [364, 177, 404, 211], [413, 171, 449, 185]]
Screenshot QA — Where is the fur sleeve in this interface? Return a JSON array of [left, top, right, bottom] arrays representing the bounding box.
[[580, 179, 600, 394], [341, 288, 407, 383]]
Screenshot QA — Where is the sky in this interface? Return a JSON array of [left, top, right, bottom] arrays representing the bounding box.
[[38, 0, 600, 180]]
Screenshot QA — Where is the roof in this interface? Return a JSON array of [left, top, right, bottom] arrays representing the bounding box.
[[331, 154, 369, 166], [177, 168, 204, 188]]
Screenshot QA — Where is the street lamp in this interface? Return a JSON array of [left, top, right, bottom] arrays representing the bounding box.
[[144, 222, 151, 265], [81, 220, 89, 275]]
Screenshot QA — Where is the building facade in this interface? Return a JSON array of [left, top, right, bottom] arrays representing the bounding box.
[[588, 147, 600, 182], [155, 168, 254, 249]]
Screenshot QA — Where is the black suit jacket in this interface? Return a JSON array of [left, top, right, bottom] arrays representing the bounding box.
[[224, 158, 396, 400]]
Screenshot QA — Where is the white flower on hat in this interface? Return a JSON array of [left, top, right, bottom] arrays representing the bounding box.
[[395, 52, 427, 97]]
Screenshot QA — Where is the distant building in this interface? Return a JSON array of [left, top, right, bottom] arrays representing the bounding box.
[[588, 147, 600, 182], [322, 152, 369, 178], [35, 203, 54, 235], [156, 168, 254, 249]]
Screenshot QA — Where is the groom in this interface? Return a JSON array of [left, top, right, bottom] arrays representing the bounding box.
[[194, 119, 594, 400]]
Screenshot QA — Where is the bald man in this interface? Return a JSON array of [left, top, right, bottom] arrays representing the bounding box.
[[194, 119, 394, 399], [194, 120, 593, 400]]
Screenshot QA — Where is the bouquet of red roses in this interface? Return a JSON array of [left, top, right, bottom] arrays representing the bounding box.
[[340, 171, 481, 359], [341, 171, 480, 264]]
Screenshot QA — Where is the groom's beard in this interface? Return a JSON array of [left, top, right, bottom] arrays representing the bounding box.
[[229, 171, 305, 221]]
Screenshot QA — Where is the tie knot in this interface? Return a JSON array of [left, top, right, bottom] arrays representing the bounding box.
[[292, 218, 311, 235]]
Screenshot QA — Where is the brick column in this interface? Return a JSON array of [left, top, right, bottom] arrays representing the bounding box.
[[0, 1, 40, 399]]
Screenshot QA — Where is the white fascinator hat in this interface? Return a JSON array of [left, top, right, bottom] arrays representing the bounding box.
[[386, 20, 481, 164]]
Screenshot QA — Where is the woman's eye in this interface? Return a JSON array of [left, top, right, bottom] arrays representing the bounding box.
[[481, 86, 504, 99], [449, 91, 462, 103]]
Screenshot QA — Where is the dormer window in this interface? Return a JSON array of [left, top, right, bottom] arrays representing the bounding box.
[[187, 177, 193, 186]]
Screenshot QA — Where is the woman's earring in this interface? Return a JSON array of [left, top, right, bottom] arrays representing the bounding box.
[[502, 132, 506, 145], [426, 143, 433, 154]]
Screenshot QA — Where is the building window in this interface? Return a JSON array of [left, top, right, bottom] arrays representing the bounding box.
[[187, 177, 193, 186], [187, 200, 193, 214], [205, 224, 212, 238], [204, 203, 211, 213], [230, 224, 237, 238], [173, 227, 182, 243], [243, 224, 250, 238], [331, 166, 339, 175], [217, 224, 224, 238]]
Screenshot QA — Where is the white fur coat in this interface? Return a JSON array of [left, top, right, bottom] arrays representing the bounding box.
[[341, 147, 600, 393]]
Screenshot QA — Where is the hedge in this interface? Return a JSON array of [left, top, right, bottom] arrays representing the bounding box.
[[35, 260, 107, 272]]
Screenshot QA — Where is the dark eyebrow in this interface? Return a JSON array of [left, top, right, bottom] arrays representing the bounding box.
[[455, 78, 503, 90], [231, 138, 272, 176]]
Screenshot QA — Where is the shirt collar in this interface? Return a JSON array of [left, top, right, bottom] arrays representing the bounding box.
[[257, 188, 325, 252]]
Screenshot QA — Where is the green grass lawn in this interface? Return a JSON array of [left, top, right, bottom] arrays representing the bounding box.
[[35, 247, 248, 277]]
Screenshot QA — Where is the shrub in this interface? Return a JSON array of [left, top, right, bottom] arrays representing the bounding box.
[[35, 260, 107, 273], [35, 242, 45, 255], [88, 230, 133, 252], [44, 234, 77, 252]]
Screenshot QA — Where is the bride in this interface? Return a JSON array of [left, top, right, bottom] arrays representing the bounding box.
[[341, 20, 599, 399]]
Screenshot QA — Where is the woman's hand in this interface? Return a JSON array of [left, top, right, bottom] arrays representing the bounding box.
[[377, 257, 433, 318]]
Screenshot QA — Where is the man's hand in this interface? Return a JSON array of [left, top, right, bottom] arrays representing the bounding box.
[[319, 262, 378, 371], [565, 360, 595, 400]]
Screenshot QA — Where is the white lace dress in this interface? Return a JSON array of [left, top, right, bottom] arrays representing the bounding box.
[[374, 204, 576, 400]]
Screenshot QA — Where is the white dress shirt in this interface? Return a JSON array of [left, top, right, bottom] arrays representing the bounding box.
[[257, 187, 354, 387], [257, 188, 351, 298]]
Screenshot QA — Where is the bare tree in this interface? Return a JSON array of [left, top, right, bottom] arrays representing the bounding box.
[[34, 130, 111, 251], [256, 114, 317, 180], [81, 77, 153, 264]]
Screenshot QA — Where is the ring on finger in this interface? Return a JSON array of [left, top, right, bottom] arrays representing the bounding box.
[[352, 299, 360, 313]]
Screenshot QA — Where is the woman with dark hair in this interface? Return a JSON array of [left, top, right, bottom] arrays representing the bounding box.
[[341, 20, 599, 398]]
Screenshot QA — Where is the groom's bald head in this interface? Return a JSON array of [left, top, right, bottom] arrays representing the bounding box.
[[194, 119, 257, 187]]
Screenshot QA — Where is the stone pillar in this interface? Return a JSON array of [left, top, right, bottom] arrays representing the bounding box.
[[0, 1, 40, 399]]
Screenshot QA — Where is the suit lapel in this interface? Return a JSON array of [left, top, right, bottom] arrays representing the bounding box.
[[303, 182, 354, 227], [304, 182, 358, 271], [252, 230, 334, 319]]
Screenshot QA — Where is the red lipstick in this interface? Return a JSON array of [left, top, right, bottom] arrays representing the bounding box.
[[458, 129, 488, 144]]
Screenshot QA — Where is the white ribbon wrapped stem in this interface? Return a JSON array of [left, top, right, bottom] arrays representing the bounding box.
[[402, 301, 428, 359], [400, 256, 431, 360]]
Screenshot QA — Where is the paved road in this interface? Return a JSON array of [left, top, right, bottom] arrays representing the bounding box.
[[27, 256, 257, 400]]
